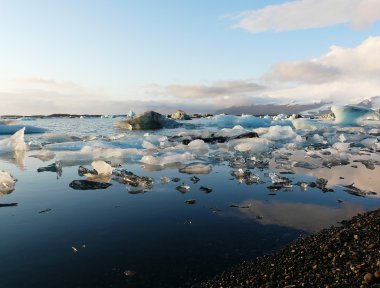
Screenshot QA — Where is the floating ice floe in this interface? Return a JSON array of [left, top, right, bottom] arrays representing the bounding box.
[[179, 163, 212, 174], [0, 170, 17, 194], [360, 138, 378, 149], [0, 128, 27, 154], [291, 119, 318, 131], [213, 114, 272, 128], [0, 124, 46, 135], [331, 105, 374, 126], [233, 138, 272, 154], [55, 146, 142, 165], [42, 133, 81, 143], [91, 160, 113, 176], [140, 152, 193, 166], [262, 125, 297, 141]]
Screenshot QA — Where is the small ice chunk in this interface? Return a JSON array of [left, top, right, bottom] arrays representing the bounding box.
[[176, 183, 190, 193], [187, 139, 209, 151], [360, 138, 378, 149], [234, 138, 272, 154], [142, 140, 158, 150], [179, 163, 212, 174], [338, 134, 346, 142], [160, 176, 171, 184], [91, 160, 113, 176], [291, 119, 317, 131], [103, 133, 125, 141], [0, 128, 27, 154], [309, 134, 324, 144], [141, 152, 193, 166], [253, 127, 269, 135], [42, 133, 81, 143], [262, 125, 296, 141], [332, 142, 351, 152], [0, 170, 17, 194]]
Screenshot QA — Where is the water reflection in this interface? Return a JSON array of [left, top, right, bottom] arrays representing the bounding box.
[[0, 150, 26, 171], [292, 162, 380, 196], [233, 200, 370, 233]]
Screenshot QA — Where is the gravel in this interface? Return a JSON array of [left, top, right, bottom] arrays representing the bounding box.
[[200, 209, 380, 288]]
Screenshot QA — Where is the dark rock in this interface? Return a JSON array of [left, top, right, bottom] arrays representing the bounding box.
[[69, 180, 112, 190], [37, 161, 62, 177], [114, 110, 181, 130], [200, 186, 212, 193], [113, 169, 154, 187], [0, 203, 18, 208], [185, 199, 196, 204]]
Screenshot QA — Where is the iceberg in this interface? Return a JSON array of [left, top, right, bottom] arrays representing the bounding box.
[[0, 124, 46, 135], [0, 128, 27, 154], [331, 105, 374, 126]]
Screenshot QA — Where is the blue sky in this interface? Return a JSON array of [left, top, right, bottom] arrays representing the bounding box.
[[1, 0, 380, 114]]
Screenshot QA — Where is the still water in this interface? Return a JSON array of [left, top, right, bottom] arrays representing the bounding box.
[[0, 118, 379, 287]]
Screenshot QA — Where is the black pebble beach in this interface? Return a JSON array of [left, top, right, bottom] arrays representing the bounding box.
[[200, 209, 380, 288]]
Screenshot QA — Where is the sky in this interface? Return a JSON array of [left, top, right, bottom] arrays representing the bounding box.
[[0, 0, 380, 115]]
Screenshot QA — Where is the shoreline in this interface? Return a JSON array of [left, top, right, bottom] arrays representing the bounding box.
[[200, 209, 380, 288]]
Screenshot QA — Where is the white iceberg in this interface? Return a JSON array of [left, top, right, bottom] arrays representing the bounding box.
[[262, 125, 297, 141], [91, 160, 113, 176], [141, 152, 193, 166], [331, 105, 374, 126], [0, 170, 17, 194], [233, 138, 272, 154], [0, 128, 27, 154], [0, 124, 46, 135]]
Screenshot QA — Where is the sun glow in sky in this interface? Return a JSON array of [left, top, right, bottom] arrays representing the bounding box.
[[1, 0, 380, 114]]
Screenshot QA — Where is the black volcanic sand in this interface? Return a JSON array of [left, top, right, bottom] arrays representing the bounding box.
[[200, 209, 380, 288]]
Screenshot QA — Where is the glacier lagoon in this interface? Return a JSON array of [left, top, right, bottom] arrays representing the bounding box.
[[0, 115, 380, 287]]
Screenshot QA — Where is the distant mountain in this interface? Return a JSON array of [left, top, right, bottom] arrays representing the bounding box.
[[357, 96, 380, 109], [215, 102, 330, 116], [216, 96, 380, 116]]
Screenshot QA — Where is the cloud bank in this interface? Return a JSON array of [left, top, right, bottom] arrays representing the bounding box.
[[232, 0, 380, 33], [263, 36, 380, 104], [1, 37, 380, 115]]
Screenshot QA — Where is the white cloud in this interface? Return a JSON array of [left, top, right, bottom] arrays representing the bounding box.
[[167, 80, 264, 99], [263, 36, 380, 104], [233, 200, 365, 232], [232, 0, 380, 33]]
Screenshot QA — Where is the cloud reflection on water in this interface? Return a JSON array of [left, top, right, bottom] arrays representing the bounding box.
[[233, 200, 371, 233]]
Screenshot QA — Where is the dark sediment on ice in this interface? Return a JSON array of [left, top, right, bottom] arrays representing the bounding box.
[[200, 209, 380, 288]]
